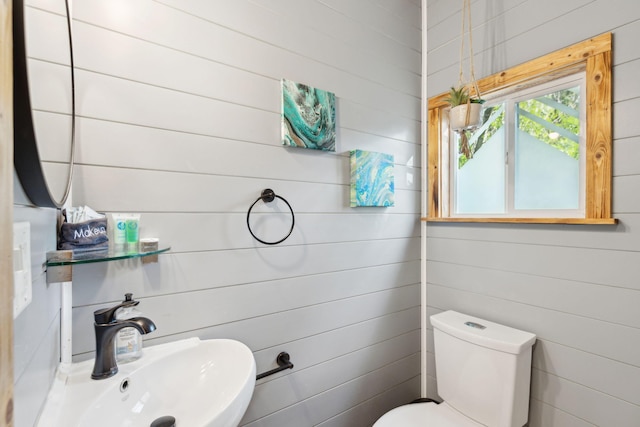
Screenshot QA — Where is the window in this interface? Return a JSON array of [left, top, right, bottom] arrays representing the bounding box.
[[452, 74, 585, 217], [426, 33, 614, 224]]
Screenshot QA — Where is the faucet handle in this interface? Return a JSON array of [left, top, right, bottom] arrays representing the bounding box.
[[93, 293, 140, 324]]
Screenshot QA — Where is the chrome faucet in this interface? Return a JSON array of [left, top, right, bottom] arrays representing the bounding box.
[[91, 297, 156, 380]]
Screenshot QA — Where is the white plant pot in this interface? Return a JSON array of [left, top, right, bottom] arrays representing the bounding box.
[[450, 103, 483, 131]]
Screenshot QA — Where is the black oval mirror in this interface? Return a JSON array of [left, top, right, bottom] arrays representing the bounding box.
[[13, 0, 75, 208]]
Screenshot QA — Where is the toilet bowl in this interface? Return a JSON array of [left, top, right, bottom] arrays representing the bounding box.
[[373, 401, 483, 427], [373, 310, 536, 427]]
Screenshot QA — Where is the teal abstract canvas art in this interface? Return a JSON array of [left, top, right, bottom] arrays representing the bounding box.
[[350, 150, 395, 207], [281, 79, 336, 151]]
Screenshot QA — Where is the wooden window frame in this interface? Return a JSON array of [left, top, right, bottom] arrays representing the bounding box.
[[425, 33, 615, 225]]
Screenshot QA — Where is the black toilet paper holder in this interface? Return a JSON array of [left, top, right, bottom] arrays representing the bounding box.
[[256, 352, 294, 380]]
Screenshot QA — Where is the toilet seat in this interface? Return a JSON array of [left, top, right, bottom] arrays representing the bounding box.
[[373, 402, 484, 427]]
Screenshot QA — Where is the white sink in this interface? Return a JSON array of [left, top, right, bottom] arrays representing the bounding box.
[[37, 338, 256, 427]]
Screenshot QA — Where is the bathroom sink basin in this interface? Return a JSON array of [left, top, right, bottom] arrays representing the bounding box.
[[37, 338, 256, 427]]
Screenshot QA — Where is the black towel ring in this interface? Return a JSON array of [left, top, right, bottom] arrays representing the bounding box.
[[246, 189, 295, 245]]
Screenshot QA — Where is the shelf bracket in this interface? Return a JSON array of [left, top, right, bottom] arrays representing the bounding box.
[[46, 250, 73, 284]]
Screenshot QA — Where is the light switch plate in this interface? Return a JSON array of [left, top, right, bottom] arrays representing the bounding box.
[[13, 222, 32, 318]]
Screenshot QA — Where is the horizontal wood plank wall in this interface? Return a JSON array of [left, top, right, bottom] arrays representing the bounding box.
[[426, 0, 640, 425], [12, 203, 60, 427], [12, 2, 66, 426], [67, 1, 422, 426]]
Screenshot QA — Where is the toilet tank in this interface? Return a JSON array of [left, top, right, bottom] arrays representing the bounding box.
[[431, 311, 536, 427]]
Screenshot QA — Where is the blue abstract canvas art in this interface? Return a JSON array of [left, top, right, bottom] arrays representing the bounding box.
[[350, 150, 395, 207], [281, 79, 336, 151]]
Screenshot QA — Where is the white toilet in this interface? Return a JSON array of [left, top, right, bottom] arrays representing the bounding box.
[[374, 310, 536, 427]]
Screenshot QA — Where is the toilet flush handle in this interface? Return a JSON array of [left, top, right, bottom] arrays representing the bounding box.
[[464, 321, 486, 330]]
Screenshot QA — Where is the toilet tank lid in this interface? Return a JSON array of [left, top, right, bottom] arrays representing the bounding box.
[[431, 311, 536, 355]]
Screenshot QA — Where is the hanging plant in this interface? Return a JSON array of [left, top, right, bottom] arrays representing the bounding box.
[[448, 0, 485, 153], [446, 86, 485, 132]]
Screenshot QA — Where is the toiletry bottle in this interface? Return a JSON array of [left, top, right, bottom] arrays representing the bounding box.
[[115, 293, 143, 363], [108, 213, 127, 251], [125, 214, 140, 251]]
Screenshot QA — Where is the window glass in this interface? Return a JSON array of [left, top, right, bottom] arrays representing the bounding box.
[[451, 76, 584, 217], [515, 85, 581, 211], [454, 104, 505, 214]]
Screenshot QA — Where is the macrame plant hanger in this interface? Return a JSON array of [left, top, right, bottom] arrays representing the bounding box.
[[456, 0, 482, 158]]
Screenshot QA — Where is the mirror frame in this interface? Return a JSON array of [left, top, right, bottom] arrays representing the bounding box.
[[13, 0, 75, 208]]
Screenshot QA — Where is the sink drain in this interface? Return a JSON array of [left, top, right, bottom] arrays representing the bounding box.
[[119, 378, 130, 393], [150, 415, 176, 427]]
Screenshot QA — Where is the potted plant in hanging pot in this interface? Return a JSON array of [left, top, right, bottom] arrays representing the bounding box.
[[446, 0, 485, 159], [446, 85, 485, 132]]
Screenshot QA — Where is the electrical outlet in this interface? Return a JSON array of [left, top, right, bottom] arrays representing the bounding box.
[[13, 222, 32, 318]]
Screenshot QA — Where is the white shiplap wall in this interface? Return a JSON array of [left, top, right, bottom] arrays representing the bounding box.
[[61, 1, 423, 426], [13, 6, 69, 421], [426, 0, 640, 426], [13, 188, 60, 427]]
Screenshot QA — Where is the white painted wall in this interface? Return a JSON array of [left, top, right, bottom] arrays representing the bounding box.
[[426, 0, 640, 425], [14, 1, 423, 427]]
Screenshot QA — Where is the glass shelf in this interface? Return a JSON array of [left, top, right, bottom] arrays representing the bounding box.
[[46, 246, 171, 267]]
